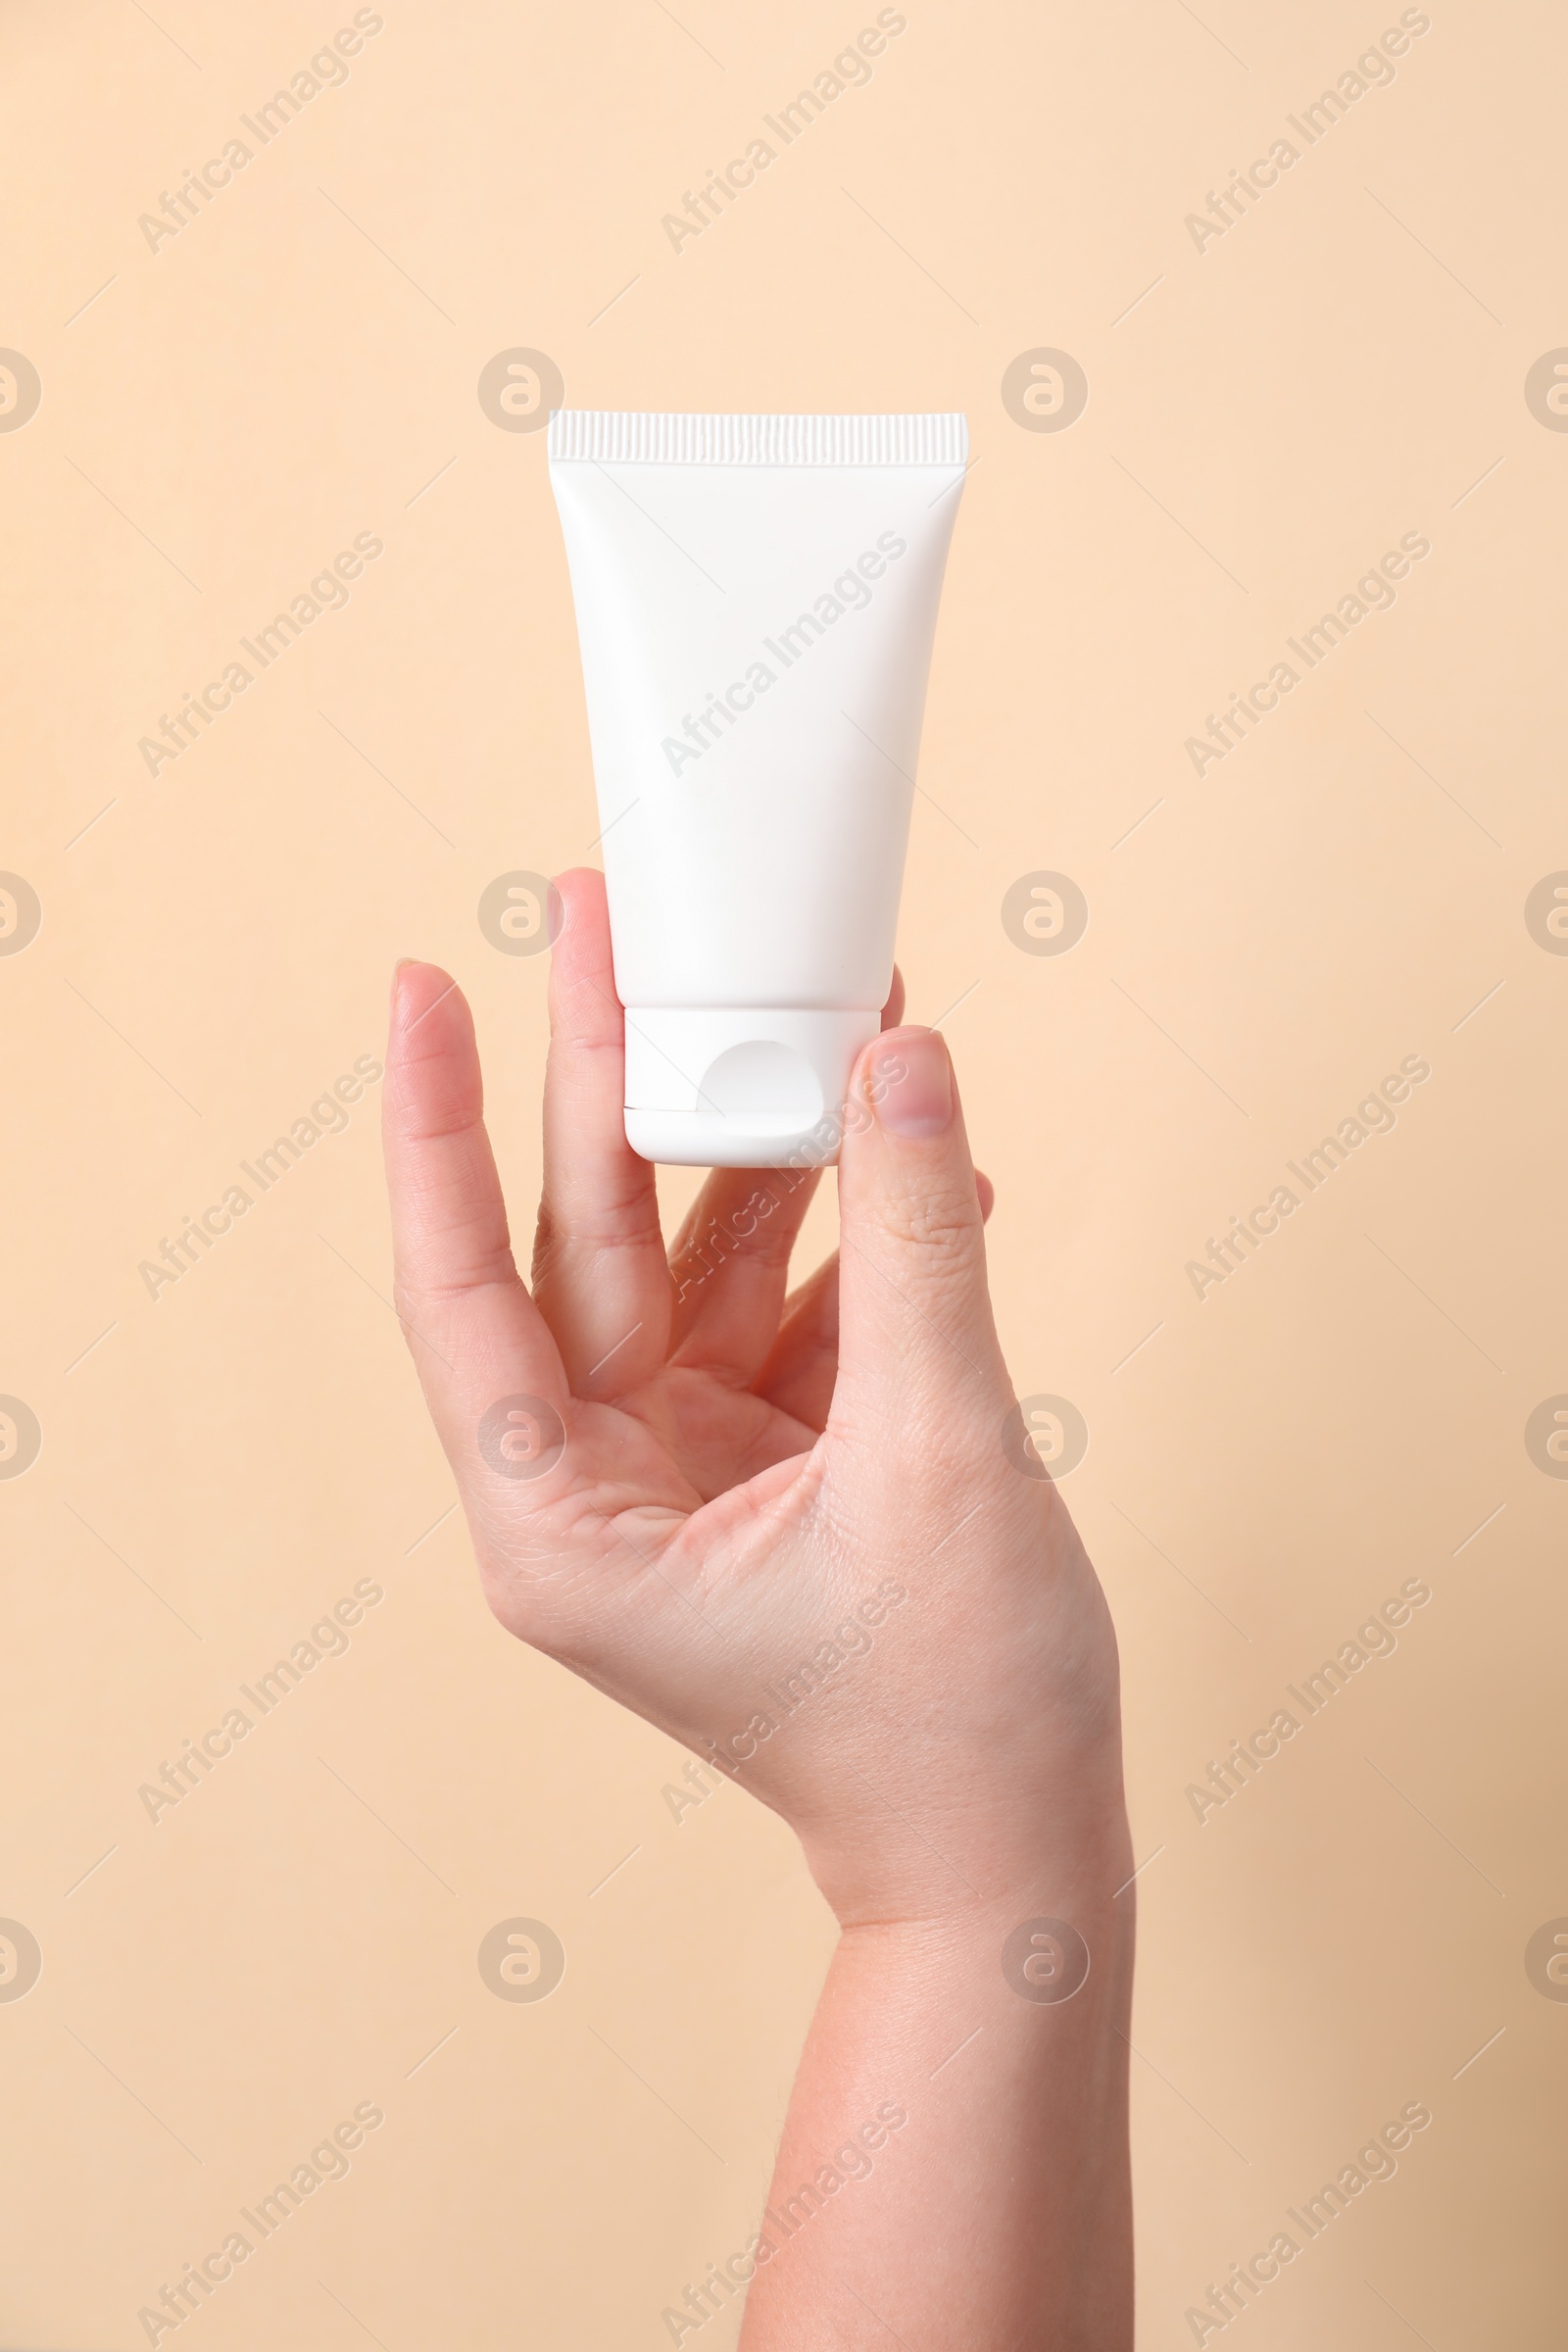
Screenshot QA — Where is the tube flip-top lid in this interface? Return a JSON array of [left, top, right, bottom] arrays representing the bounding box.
[[621, 1005, 878, 1169]]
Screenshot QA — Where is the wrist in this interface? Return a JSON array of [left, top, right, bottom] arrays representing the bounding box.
[[804, 1740, 1134, 1937]]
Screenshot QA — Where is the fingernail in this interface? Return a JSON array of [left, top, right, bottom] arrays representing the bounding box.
[[871, 1027, 953, 1138]]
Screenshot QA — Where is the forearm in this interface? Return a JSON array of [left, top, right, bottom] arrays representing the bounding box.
[[738, 1834, 1135, 2349]]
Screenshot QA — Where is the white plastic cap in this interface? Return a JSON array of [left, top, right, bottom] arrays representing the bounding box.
[[622, 1006, 878, 1167]]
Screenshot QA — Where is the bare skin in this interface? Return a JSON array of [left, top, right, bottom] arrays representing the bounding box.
[[381, 866, 1134, 2348]]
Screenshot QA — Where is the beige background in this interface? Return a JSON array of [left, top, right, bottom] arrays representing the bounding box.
[[2, 0, 1564, 2342]]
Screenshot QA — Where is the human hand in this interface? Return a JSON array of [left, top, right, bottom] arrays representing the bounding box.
[[381, 866, 1127, 1930]]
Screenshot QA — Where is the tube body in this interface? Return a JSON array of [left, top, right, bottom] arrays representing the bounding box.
[[548, 411, 967, 1165]]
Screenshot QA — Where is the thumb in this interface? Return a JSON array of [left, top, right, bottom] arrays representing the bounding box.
[[832, 1025, 1008, 1434]]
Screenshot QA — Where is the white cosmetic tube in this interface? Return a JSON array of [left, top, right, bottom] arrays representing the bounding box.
[[548, 410, 968, 1166]]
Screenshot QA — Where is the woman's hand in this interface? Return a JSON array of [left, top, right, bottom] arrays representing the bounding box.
[[382, 865, 1134, 2345], [383, 866, 1122, 1922]]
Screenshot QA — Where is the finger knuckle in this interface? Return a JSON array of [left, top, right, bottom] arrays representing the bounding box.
[[880, 1184, 982, 1271]]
